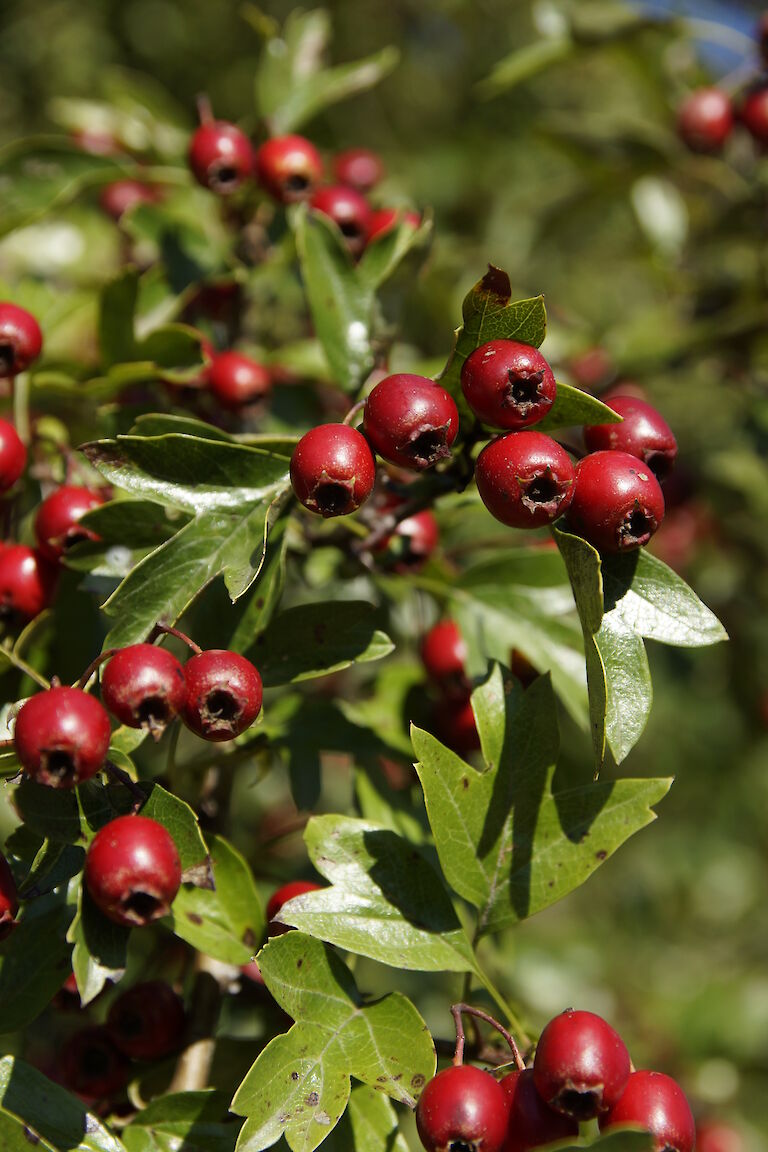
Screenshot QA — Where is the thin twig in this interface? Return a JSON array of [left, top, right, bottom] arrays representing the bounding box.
[[342, 400, 365, 427], [150, 623, 203, 655], [451, 1003, 525, 1071], [76, 649, 118, 691]]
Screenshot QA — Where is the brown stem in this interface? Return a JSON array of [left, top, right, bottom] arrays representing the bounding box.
[[451, 1003, 525, 1071], [150, 623, 203, 656], [342, 400, 365, 427], [196, 93, 214, 126], [76, 649, 119, 690]]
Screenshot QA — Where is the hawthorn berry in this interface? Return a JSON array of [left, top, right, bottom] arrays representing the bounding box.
[[0, 545, 57, 620], [310, 185, 372, 257], [475, 432, 575, 529], [108, 980, 186, 1060], [241, 958, 264, 984], [569, 347, 614, 391], [333, 148, 384, 191], [532, 1009, 631, 1119], [364, 374, 459, 470], [741, 85, 768, 145], [461, 340, 556, 430], [60, 1027, 130, 1103], [433, 695, 480, 756], [0, 851, 19, 941], [14, 686, 111, 789], [85, 814, 182, 927], [99, 180, 157, 221], [420, 619, 468, 696], [367, 207, 421, 242], [101, 643, 187, 735], [208, 351, 271, 409], [267, 879, 323, 935], [0, 302, 43, 377], [34, 485, 106, 561], [500, 1069, 578, 1152], [290, 424, 376, 517], [189, 120, 253, 194], [584, 396, 677, 480], [255, 134, 323, 203], [390, 507, 440, 566], [182, 648, 262, 741], [416, 1064, 509, 1152], [696, 1122, 744, 1152], [0, 418, 26, 491], [565, 451, 665, 553], [600, 1071, 695, 1152], [676, 89, 733, 152]]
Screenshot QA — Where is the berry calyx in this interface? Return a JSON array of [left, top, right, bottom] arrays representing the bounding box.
[[182, 649, 262, 741], [584, 396, 677, 479], [332, 148, 384, 191], [208, 351, 271, 409], [366, 207, 421, 242], [416, 1064, 509, 1152], [99, 180, 157, 221], [600, 1071, 695, 1152], [101, 643, 187, 736], [532, 1009, 631, 1119], [421, 619, 467, 694], [0, 545, 57, 620], [0, 302, 43, 377], [60, 1027, 130, 1103], [310, 185, 372, 257], [85, 814, 182, 927], [475, 432, 575, 528], [14, 686, 111, 789], [290, 424, 376, 517], [741, 85, 768, 145], [0, 418, 27, 491], [107, 980, 186, 1060], [461, 341, 556, 430], [255, 135, 323, 203], [676, 89, 733, 153], [0, 851, 19, 941], [565, 451, 666, 553], [34, 485, 106, 561], [267, 879, 323, 935], [364, 374, 459, 470], [188, 121, 253, 195], [500, 1069, 578, 1152]]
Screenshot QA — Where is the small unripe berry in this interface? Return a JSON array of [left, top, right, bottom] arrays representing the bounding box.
[[533, 1008, 631, 1119], [101, 643, 187, 736], [416, 1065, 509, 1152], [565, 451, 665, 553], [0, 419, 26, 491], [501, 1069, 578, 1152], [290, 424, 376, 517], [189, 121, 253, 195], [108, 980, 186, 1060], [60, 1027, 130, 1103], [333, 148, 384, 191], [0, 302, 43, 376], [364, 374, 459, 470], [420, 620, 467, 691], [34, 485, 105, 561], [85, 814, 182, 927], [182, 649, 262, 741], [0, 851, 19, 941], [255, 135, 323, 203], [475, 432, 575, 529], [267, 879, 323, 935], [600, 1071, 695, 1152], [585, 396, 677, 480], [676, 89, 733, 152], [462, 341, 556, 430], [0, 545, 57, 620], [208, 351, 271, 409], [99, 180, 157, 221], [741, 85, 768, 145], [310, 185, 372, 257], [14, 686, 111, 789], [366, 207, 421, 242]]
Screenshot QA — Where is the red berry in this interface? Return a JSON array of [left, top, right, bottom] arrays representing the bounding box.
[[0, 302, 43, 376], [501, 1069, 578, 1152], [182, 649, 262, 742], [475, 432, 575, 529], [566, 451, 665, 553], [0, 419, 26, 491], [421, 620, 468, 699], [189, 121, 253, 195], [364, 374, 459, 470], [433, 695, 479, 756], [267, 879, 322, 935], [99, 180, 157, 221], [393, 508, 440, 565], [600, 1071, 695, 1152], [14, 686, 111, 789], [85, 814, 182, 927], [310, 185, 372, 257], [0, 545, 57, 620], [60, 1027, 130, 1103], [569, 347, 614, 391], [532, 1009, 631, 1119], [108, 980, 186, 1060], [332, 148, 384, 191], [366, 207, 421, 242], [697, 1122, 744, 1152], [584, 396, 677, 480], [462, 341, 556, 430], [34, 485, 105, 561], [101, 644, 186, 736], [255, 135, 323, 203], [0, 851, 19, 941], [741, 85, 768, 145], [208, 351, 271, 410], [416, 1065, 509, 1152], [676, 89, 733, 152], [290, 424, 376, 517], [241, 958, 264, 984]]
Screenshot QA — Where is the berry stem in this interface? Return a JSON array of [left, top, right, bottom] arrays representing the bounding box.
[[196, 93, 214, 126], [451, 1003, 525, 1071], [1, 642, 50, 690], [76, 648, 119, 691], [12, 373, 30, 445], [150, 623, 203, 655], [342, 400, 366, 426]]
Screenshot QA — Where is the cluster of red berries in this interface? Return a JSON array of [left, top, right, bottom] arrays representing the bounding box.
[[416, 1009, 695, 1152]]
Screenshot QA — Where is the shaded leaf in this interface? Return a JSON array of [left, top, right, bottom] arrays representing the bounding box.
[[0, 1056, 125, 1151], [255, 601, 393, 686]]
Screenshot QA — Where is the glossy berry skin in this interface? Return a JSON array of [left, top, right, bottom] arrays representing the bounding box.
[[34, 485, 106, 561], [0, 419, 27, 491], [533, 1009, 631, 1119], [741, 86, 768, 145], [108, 980, 186, 1060], [255, 135, 323, 203], [364, 374, 459, 470], [99, 180, 157, 221], [421, 620, 467, 690], [0, 851, 19, 941], [208, 351, 271, 409], [501, 1070, 578, 1152], [433, 695, 479, 756], [85, 815, 182, 927], [462, 341, 556, 430], [267, 879, 322, 935], [101, 644, 186, 735], [0, 545, 57, 620], [416, 1065, 509, 1152], [0, 302, 43, 377], [182, 649, 262, 742], [310, 185, 372, 257], [333, 148, 384, 191], [566, 451, 665, 553], [676, 89, 733, 152], [189, 121, 253, 195], [291, 424, 376, 517], [600, 1071, 695, 1152], [475, 432, 575, 529], [367, 207, 421, 242], [585, 396, 677, 480], [60, 1027, 130, 1103], [14, 687, 111, 789]]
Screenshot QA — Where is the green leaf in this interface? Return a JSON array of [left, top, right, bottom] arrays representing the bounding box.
[[278, 815, 477, 972], [228, 518, 288, 653], [0, 1056, 126, 1152], [413, 667, 671, 934], [477, 38, 575, 98], [254, 601, 393, 686], [321, 1085, 410, 1152], [0, 898, 75, 1032], [269, 48, 399, 136], [124, 1090, 239, 1152], [137, 782, 209, 870], [68, 886, 129, 1006], [232, 933, 435, 1152], [536, 383, 623, 431], [356, 214, 432, 292]]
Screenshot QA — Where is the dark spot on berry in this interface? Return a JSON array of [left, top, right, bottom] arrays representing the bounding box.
[[312, 480, 354, 517], [405, 427, 451, 468], [553, 1087, 602, 1119], [339, 221, 362, 239], [205, 690, 239, 723], [121, 890, 163, 923], [39, 748, 77, 786], [284, 173, 310, 193], [0, 344, 15, 374]]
